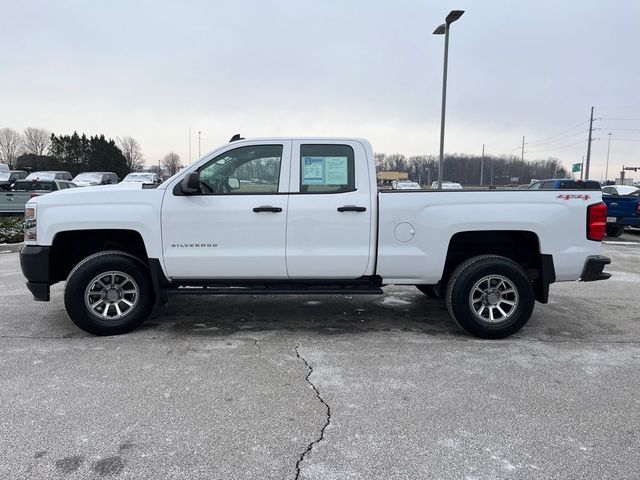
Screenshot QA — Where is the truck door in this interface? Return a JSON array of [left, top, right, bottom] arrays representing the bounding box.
[[161, 141, 291, 279], [286, 141, 373, 278]]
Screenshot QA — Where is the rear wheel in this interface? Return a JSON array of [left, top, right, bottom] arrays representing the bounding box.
[[445, 255, 535, 339], [606, 225, 624, 237], [64, 251, 154, 335]]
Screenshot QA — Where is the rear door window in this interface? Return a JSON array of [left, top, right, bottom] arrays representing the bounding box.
[[299, 144, 355, 193]]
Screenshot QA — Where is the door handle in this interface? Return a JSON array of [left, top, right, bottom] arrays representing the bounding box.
[[337, 205, 366, 212], [253, 206, 282, 213]]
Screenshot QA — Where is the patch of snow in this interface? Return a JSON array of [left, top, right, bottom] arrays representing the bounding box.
[[380, 296, 412, 306], [606, 270, 640, 282]]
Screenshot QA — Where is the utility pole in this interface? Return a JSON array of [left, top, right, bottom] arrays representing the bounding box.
[[490, 156, 494, 187], [198, 130, 202, 158], [480, 144, 485, 187], [605, 132, 612, 182], [521, 136, 525, 163], [580, 156, 584, 180], [585, 106, 594, 179]]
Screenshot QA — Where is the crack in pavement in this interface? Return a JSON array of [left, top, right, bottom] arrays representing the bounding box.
[[294, 342, 331, 480]]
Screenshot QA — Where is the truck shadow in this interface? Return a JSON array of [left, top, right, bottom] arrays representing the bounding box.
[[139, 287, 468, 339]]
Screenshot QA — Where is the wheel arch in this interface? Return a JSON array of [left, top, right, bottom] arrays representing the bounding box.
[[50, 229, 150, 284], [441, 230, 554, 303]]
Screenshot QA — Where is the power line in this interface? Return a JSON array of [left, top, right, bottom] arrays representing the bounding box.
[[600, 117, 640, 121], [526, 120, 589, 145], [525, 128, 589, 147], [527, 138, 587, 154]]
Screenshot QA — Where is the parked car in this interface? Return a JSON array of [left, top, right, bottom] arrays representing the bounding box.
[[602, 185, 639, 196], [122, 172, 162, 185], [431, 181, 463, 190], [25, 171, 73, 181], [601, 185, 640, 237], [0, 170, 28, 191], [1, 179, 77, 214], [21, 136, 609, 339], [391, 180, 421, 190], [72, 172, 119, 187], [527, 179, 601, 190]]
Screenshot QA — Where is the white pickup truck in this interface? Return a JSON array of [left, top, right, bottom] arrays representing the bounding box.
[[20, 137, 610, 338]]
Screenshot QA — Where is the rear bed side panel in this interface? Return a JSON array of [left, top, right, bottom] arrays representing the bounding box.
[[376, 191, 603, 284]]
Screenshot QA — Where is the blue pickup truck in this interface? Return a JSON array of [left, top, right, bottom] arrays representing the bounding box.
[[602, 185, 640, 237]]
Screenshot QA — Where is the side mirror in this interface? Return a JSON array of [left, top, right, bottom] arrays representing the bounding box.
[[180, 172, 200, 194], [228, 177, 240, 190]]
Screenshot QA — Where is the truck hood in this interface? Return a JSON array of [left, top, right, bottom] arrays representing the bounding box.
[[27, 182, 161, 208]]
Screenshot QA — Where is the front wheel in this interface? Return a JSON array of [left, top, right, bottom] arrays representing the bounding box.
[[64, 251, 154, 335], [445, 255, 535, 339]]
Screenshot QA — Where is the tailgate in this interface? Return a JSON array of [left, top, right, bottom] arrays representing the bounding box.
[[603, 196, 639, 220], [0, 192, 29, 213]]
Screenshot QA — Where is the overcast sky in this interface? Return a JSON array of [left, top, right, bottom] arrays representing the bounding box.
[[2, 0, 639, 180]]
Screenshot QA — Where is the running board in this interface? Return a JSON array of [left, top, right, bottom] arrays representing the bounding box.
[[169, 286, 384, 296], [168, 284, 384, 296]]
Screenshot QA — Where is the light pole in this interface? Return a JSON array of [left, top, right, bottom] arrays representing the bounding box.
[[605, 132, 612, 183], [433, 9, 464, 190], [480, 144, 485, 187], [198, 130, 202, 158]]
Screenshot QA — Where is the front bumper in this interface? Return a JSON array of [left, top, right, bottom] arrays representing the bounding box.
[[580, 255, 611, 282], [20, 245, 51, 301]]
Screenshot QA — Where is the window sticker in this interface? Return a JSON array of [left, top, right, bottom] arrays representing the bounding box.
[[302, 156, 348, 185], [302, 157, 325, 185], [324, 157, 348, 185]]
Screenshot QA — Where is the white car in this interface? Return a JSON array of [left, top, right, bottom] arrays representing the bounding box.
[[602, 185, 639, 196], [20, 136, 610, 339], [122, 172, 162, 185], [431, 181, 463, 190], [25, 171, 73, 181]]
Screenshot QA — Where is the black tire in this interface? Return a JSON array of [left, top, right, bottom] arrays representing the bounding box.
[[606, 225, 624, 237], [445, 255, 535, 339], [64, 251, 154, 336], [415, 284, 443, 299]]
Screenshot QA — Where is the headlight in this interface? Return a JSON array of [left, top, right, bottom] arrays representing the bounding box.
[[24, 205, 37, 241]]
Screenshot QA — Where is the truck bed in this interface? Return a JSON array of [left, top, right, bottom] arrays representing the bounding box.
[[376, 189, 602, 283]]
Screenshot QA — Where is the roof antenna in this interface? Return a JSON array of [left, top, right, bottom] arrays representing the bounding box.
[[229, 134, 244, 142]]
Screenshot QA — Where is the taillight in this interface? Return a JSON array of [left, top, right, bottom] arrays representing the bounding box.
[[587, 202, 606, 241], [30, 193, 40, 198]]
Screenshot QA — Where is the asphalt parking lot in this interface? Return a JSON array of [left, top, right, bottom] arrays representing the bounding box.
[[1, 232, 639, 479]]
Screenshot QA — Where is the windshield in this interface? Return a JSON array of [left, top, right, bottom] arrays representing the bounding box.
[[73, 173, 102, 182], [123, 173, 154, 182]]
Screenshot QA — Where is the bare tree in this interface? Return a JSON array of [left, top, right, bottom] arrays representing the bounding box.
[[162, 152, 182, 176], [0, 128, 24, 168], [117, 136, 144, 171], [23, 127, 51, 155]]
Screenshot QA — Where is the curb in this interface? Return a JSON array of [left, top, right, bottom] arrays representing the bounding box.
[[0, 242, 24, 253]]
